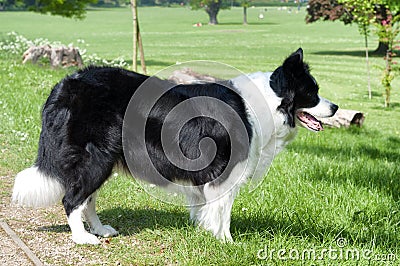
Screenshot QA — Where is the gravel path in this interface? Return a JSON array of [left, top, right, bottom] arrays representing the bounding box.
[[0, 174, 106, 265], [0, 222, 34, 266]]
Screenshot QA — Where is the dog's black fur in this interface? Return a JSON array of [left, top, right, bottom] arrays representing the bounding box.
[[37, 67, 253, 216]]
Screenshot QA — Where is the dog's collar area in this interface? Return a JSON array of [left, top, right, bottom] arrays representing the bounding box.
[[296, 111, 323, 132]]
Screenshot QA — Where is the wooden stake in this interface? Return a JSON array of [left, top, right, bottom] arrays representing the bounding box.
[[131, 0, 137, 72], [130, 0, 146, 74], [137, 20, 147, 74]]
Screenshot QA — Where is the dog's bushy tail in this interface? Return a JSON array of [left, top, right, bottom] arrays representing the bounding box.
[[12, 166, 65, 208]]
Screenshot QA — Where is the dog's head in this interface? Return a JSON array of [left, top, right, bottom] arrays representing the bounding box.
[[270, 48, 338, 131]]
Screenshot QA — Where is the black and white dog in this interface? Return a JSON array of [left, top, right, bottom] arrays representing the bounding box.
[[12, 48, 338, 244]]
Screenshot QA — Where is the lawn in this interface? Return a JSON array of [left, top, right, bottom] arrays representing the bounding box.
[[0, 6, 399, 265]]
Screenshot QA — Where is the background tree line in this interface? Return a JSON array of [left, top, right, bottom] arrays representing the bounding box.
[[0, 0, 303, 25], [0, 0, 301, 11]]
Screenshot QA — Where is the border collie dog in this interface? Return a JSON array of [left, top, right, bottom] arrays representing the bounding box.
[[12, 48, 338, 244]]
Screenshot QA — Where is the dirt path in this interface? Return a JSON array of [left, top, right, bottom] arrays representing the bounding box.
[[0, 174, 106, 265], [0, 221, 34, 266]]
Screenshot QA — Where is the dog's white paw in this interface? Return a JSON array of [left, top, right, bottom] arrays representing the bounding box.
[[216, 232, 233, 243], [212, 228, 233, 243], [72, 232, 101, 245], [90, 225, 119, 237]]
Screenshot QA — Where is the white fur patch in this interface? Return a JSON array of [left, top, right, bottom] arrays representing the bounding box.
[[68, 202, 101, 245], [12, 166, 65, 208], [301, 96, 336, 118], [232, 72, 297, 186], [84, 192, 119, 237], [194, 184, 237, 242]]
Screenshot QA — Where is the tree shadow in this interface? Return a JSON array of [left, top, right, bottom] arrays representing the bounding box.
[[217, 22, 277, 26], [289, 141, 400, 164], [388, 136, 400, 145], [287, 128, 400, 200], [231, 210, 399, 248], [312, 48, 400, 58], [123, 59, 174, 69], [371, 102, 400, 110], [370, 91, 384, 98], [311, 50, 383, 58]]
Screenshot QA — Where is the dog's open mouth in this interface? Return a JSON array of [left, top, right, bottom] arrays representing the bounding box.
[[296, 111, 323, 132]]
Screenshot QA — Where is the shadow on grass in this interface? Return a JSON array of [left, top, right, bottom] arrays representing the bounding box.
[[288, 128, 400, 200], [38, 205, 399, 249], [217, 22, 277, 26], [124, 59, 174, 69], [99, 207, 189, 235], [289, 141, 400, 163], [370, 91, 385, 98], [311, 50, 386, 58], [231, 209, 400, 249], [37, 207, 189, 235], [371, 102, 400, 110], [38, 224, 70, 233]]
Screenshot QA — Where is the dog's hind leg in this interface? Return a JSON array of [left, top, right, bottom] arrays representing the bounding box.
[[195, 184, 237, 242], [194, 161, 248, 242], [183, 184, 232, 240], [62, 143, 118, 244], [66, 196, 101, 244], [184, 187, 205, 222], [83, 191, 119, 237]]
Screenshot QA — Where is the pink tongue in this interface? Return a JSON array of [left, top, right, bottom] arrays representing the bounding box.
[[298, 112, 323, 131]]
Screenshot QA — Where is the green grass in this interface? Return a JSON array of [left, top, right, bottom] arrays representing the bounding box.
[[1, 6, 400, 265]]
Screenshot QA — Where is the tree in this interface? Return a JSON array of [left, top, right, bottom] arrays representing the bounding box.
[[338, 0, 376, 99], [307, 0, 400, 106], [305, 0, 352, 24], [189, 0, 230, 25], [1, 0, 97, 19], [241, 0, 250, 25], [376, 9, 400, 107], [306, 0, 400, 54]]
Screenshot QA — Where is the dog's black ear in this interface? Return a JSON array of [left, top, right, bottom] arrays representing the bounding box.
[[277, 91, 296, 127], [282, 48, 304, 76]]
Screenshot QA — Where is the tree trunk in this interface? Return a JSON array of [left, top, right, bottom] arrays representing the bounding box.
[[384, 49, 391, 108], [373, 41, 389, 55], [206, 10, 218, 25], [205, 1, 221, 25], [243, 6, 248, 25], [364, 32, 371, 100]]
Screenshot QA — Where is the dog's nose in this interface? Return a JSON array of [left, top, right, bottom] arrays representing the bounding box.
[[330, 104, 339, 115]]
